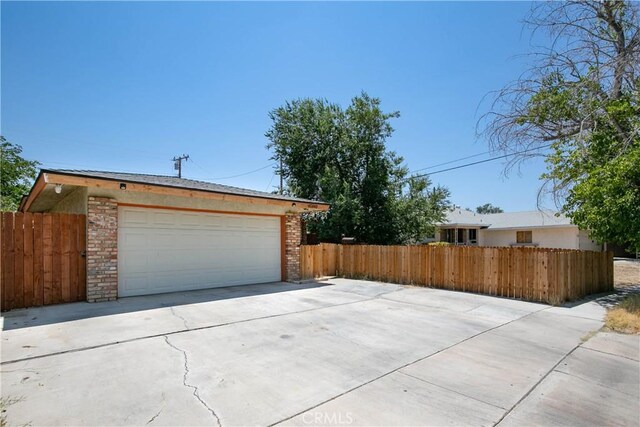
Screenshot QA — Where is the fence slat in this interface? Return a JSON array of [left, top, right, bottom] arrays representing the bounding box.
[[23, 212, 34, 308], [78, 214, 86, 299], [60, 214, 71, 302], [13, 212, 25, 309], [43, 214, 54, 305], [33, 214, 44, 306], [51, 214, 62, 304], [70, 214, 79, 301], [2, 212, 15, 311]]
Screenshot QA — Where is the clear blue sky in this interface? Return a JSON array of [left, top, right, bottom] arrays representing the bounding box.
[[2, 1, 551, 211]]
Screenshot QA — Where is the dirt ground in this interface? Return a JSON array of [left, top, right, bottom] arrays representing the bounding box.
[[615, 259, 640, 288]]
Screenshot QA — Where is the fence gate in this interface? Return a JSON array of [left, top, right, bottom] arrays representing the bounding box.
[[1, 212, 87, 311]]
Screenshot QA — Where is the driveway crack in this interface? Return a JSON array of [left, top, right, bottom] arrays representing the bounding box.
[[146, 407, 162, 424], [163, 336, 222, 427], [170, 307, 190, 330]]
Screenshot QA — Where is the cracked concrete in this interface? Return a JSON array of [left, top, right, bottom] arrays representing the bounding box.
[[2, 279, 638, 426], [163, 335, 222, 427], [170, 306, 190, 330], [146, 407, 162, 425]]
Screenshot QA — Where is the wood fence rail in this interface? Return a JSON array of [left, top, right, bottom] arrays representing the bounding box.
[[301, 243, 613, 304], [1, 212, 87, 311]]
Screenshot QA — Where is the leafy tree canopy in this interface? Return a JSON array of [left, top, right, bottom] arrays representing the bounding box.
[[1, 136, 39, 212], [476, 203, 504, 214], [266, 93, 450, 244], [480, 0, 640, 252]]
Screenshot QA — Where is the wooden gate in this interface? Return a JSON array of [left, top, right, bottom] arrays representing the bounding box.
[[1, 212, 86, 311]]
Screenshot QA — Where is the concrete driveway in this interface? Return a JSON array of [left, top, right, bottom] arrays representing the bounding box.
[[2, 279, 638, 426]]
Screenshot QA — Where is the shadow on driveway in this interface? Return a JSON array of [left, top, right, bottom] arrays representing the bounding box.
[[560, 285, 640, 310], [1, 281, 330, 331]]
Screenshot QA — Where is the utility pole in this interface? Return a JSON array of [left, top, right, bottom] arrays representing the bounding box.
[[172, 154, 189, 178]]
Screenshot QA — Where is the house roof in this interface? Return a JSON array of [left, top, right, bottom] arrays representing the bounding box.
[[44, 169, 328, 204], [440, 209, 489, 228], [20, 169, 330, 212], [440, 209, 574, 230]]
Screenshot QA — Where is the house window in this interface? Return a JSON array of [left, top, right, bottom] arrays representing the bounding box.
[[516, 230, 533, 244], [443, 229, 455, 243], [468, 229, 477, 243]]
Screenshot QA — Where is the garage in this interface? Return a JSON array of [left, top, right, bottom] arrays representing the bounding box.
[[18, 169, 329, 303], [118, 205, 282, 297]]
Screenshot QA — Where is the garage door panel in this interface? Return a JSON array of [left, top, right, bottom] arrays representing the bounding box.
[[119, 253, 150, 273], [121, 209, 149, 225], [120, 274, 149, 294], [151, 211, 175, 225], [120, 231, 149, 249], [178, 212, 201, 227], [118, 207, 282, 297]]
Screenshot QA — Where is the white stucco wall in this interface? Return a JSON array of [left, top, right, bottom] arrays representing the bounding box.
[[50, 187, 88, 214], [578, 229, 602, 251], [479, 226, 586, 250]]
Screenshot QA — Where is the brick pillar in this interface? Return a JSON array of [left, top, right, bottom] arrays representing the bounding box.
[[285, 212, 302, 282], [86, 197, 118, 302]]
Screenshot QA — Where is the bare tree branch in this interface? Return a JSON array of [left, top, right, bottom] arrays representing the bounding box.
[[478, 0, 639, 198]]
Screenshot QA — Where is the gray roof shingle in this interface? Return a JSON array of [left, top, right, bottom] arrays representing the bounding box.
[[42, 169, 329, 205]]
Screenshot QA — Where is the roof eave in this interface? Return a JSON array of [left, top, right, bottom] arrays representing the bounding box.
[[485, 224, 575, 231], [438, 223, 489, 229], [37, 169, 330, 211], [20, 171, 48, 212]]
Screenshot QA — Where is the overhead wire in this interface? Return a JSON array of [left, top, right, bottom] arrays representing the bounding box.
[[408, 143, 553, 179], [409, 150, 492, 173]]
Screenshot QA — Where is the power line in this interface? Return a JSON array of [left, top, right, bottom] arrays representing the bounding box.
[[409, 150, 492, 173], [409, 144, 553, 179], [2, 129, 174, 161], [265, 172, 276, 192], [191, 163, 276, 181]]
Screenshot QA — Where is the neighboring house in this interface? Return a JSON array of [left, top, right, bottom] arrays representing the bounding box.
[[435, 209, 602, 251], [19, 169, 329, 301]]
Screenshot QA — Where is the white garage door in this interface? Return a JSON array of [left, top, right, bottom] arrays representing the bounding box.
[[118, 206, 281, 297]]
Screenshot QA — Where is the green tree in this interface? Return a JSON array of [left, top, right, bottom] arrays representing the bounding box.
[[479, 0, 640, 251], [476, 203, 504, 214], [547, 95, 640, 251], [266, 93, 450, 244], [1, 136, 39, 211]]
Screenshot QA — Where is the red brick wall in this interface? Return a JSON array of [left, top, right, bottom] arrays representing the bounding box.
[[86, 197, 118, 302], [285, 213, 301, 281]]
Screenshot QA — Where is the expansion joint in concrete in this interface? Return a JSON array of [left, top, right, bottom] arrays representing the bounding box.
[[268, 308, 545, 427], [397, 371, 506, 410], [492, 341, 582, 426], [580, 344, 640, 363]]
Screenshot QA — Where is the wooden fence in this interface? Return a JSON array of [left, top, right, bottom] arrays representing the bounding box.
[[301, 243, 614, 304], [1, 212, 87, 311]]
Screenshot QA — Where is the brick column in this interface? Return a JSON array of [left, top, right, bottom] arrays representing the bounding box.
[[285, 212, 302, 281], [86, 197, 118, 302]]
